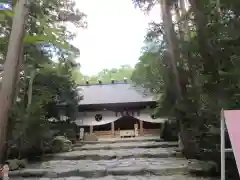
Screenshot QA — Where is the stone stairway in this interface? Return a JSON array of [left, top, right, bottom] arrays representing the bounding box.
[[10, 137, 217, 179]]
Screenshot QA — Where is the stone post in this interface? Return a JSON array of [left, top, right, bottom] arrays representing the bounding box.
[[79, 127, 84, 140], [2, 163, 9, 180], [139, 120, 143, 136], [90, 125, 93, 134], [134, 123, 138, 137], [111, 121, 115, 137]]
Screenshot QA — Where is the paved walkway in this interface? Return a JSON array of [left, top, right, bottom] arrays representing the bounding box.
[[82, 136, 162, 144], [98, 136, 161, 142], [10, 137, 217, 179]]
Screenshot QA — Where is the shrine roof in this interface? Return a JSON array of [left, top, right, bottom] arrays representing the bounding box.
[[77, 81, 156, 105]]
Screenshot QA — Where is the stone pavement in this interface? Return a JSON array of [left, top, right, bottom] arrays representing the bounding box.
[[96, 136, 161, 143], [73, 141, 178, 150], [9, 137, 217, 179], [12, 175, 217, 180], [44, 147, 179, 160]]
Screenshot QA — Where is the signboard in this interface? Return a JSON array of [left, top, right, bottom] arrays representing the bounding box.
[[0, 0, 12, 22], [0, 0, 12, 10], [223, 110, 240, 172], [221, 110, 240, 179]]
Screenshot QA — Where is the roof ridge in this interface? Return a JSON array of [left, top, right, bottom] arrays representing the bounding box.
[[77, 81, 131, 86]]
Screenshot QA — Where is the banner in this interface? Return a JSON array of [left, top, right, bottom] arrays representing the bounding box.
[[0, 0, 12, 10]]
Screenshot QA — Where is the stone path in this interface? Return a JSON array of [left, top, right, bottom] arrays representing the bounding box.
[[11, 175, 217, 180], [84, 136, 162, 144], [10, 137, 217, 179], [44, 147, 179, 160], [73, 141, 178, 151]]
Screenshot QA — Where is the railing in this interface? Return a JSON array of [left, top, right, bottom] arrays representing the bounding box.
[[92, 129, 160, 138], [93, 130, 112, 137]]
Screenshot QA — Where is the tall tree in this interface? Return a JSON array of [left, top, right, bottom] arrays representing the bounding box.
[[0, 0, 29, 161], [78, 65, 134, 84], [132, 1, 240, 177]]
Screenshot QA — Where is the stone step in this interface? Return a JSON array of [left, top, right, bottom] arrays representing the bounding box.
[[11, 175, 218, 180], [44, 147, 182, 161], [80, 136, 162, 144], [9, 158, 189, 178], [73, 141, 178, 151]]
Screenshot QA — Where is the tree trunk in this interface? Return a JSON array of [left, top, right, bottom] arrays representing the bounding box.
[[160, 0, 182, 98], [174, 4, 184, 40], [188, 0, 220, 78], [177, 0, 197, 86], [0, 0, 29, 162], [188, 0, 220, 112], [13, 46, 24, 103], [179, 0, 189, 39], [160, 0, 200, 157]]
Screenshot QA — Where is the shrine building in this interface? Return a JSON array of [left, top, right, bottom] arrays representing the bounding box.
[[75, 79, 168, 138]]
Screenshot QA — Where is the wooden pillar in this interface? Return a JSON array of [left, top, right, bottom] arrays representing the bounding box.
[[134, 123, 139, 136], [111, 121, 115, 137], [90, 125, 93, 134], [139, 120, 143, 136]]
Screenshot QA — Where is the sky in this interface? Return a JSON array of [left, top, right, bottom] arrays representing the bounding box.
[[72, 0, 160, 75]]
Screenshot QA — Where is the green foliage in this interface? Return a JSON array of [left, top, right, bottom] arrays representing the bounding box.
[[7, 61, 80, 159], [0, 0, 86, 159], [132, 1, 240, 177], [51, 136, 72, 153], [72, 65, 134, 84]]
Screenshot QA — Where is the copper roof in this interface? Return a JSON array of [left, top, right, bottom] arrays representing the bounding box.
[[77, 82, 156, 105]]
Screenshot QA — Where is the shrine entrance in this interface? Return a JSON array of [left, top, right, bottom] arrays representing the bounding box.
[[78, 109, 165, 138], [114, 116, 139, 130], [114, 116, 140, 138]]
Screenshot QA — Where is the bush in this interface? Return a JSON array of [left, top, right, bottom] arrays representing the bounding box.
[[6, 159, 27, 171], [51, 136, 72, 153]]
